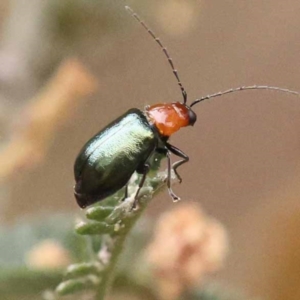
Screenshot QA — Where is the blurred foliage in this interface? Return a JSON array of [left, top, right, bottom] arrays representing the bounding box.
[[0, 215, 88, 266], [49, 0, 121, 42], [0, 215, 86, 299], [0, 212, 246, 300]]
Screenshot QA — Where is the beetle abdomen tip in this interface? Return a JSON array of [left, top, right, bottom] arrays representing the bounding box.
[[74, 190, 88, 208]]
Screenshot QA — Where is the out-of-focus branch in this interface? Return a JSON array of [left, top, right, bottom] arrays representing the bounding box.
[[0, 57, 98, 180]]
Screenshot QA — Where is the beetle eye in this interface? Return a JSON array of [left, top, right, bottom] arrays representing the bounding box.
[[188, 109, 197, 126]]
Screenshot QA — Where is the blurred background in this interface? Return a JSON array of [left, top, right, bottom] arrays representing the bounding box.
[[1, 0, 300, 299]]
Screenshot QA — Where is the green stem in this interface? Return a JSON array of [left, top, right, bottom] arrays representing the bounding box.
[[96, 174, 166, 299]]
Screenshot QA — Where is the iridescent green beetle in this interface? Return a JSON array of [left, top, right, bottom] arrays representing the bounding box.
[[74, 6, 299, 209]]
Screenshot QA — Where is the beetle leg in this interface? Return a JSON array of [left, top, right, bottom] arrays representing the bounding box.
[[132, 164, 150, 210], [121, 184, 128, 202], [166, 143, 189, 183], [166, 151, 180, 202]]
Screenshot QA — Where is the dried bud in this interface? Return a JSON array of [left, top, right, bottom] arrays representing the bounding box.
[[146, 203, 228, 300], [25, 239, 71, 270], [155, 1, 199, 37]]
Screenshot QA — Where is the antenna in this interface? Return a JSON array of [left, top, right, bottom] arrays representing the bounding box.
[[125, 6, 187, 104], [190, 85, 300, 107]]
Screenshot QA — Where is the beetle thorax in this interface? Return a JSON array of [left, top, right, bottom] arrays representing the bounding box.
[[146, 102, 192, 137]]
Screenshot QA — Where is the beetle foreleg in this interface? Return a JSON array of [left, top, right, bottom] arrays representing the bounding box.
[[166, 151, 180, 202], [121, 184, 128, 202], [132, 164, 150, 210], [166, 143, 189, 183]]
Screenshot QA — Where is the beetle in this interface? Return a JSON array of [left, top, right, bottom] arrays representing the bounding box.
[[74, 6, 299, 209]]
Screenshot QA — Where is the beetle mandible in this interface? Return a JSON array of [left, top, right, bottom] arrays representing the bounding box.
[[74, 6, 299, 209]]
